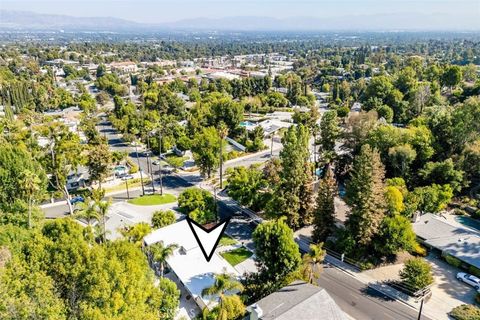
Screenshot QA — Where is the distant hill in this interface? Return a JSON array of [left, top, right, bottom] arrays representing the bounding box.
[[1, 10, 479, 32], [0, 10, 142, 31]]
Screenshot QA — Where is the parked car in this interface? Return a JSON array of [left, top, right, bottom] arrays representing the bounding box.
[[70, 196, 84, 205], [121, 174, 134, 181], [457, 272, 480, 291], [152, 160, 160, 165]]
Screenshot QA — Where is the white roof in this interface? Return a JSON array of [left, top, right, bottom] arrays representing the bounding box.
[[144, 220, 240, 308], [144, 219, 197, 250]]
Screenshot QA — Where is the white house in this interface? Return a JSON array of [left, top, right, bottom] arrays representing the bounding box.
[[144, 220, 240, 310]]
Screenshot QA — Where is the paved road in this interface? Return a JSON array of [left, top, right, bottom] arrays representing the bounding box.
[[43, 175, 192, 218], [318, 266, 431, 320]]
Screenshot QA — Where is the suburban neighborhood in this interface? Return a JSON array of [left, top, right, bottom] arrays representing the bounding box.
[[1, 2, 480, 320]]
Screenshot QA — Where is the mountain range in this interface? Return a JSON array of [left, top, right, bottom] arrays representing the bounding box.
[[1, 10, 479, 32]]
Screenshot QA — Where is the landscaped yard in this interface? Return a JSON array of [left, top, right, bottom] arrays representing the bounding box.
[[219, 235, 237, 247], [128, 194, 176, 206], [220, 247, 253, 266]]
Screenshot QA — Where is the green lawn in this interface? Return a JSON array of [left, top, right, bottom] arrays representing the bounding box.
[[220, 247, 253, 266], [127, 194, 176, 206], [219, 235, 237, 247]]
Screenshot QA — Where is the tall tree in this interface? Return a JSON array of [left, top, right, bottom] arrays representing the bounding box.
[[148, 242, 178, 277], [312, 166, 337, 243], [191, 127, 224, 178], [201, 273, 245, 320], [252, 218, 301, 282], [345, 145, 387, 247], [19, 169, 42, 229], [300, 243, 326, 285], [267, 125, 315, 228], [319, 110, 340, 159]]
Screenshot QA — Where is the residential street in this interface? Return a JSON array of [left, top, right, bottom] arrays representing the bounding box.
[[318, 267, 432, 320]]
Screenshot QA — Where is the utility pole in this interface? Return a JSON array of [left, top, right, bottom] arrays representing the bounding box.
[[134, 141, 145, 196], [125, 180, 130, 199], [158, 129, 163, 195], [417, 297, 424, 320], [270, 132, 274, 157], [146, 137, 155, 193]]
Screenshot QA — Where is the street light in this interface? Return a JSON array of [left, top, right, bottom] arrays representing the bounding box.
[[134, 140, 145, 196], [157, 129, 163, 195]]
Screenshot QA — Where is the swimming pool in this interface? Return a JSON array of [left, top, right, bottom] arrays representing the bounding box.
[[455, 215, 480, 232]]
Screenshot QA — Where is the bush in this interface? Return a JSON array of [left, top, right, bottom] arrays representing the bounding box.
[[469, 266, 480, 278], [151, 210, 176, 228], [445, 254, 463, 268], [450, 304, 480, 320], [399, 258, 434, 293]]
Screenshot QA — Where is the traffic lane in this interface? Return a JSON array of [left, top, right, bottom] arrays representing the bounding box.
[[43, 175, 192, 219], [318, 267, 430, 320]]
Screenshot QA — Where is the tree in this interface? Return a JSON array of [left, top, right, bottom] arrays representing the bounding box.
[[94, 194, 111, 243], [151, 210, 176, 228], [226, 166, 265, 210], [121, 222, 152, 246], [300, 243, 326, 284], [441, 65, 462, 91], [399, 258, 434, 293], [419, 159, 464, 193], [312, 166, 336, 242], [74, 198, 100, 228], [148, 242, 178, 277], [345, 145, 386, 247], [201, 273, 245, 320], [218, 122, 229, 189], [86, 143, 112, 188], [267, 125, 314, 228], [192, 127, 224, 178], [388, 144, 416, 178], [374, 215, 417, 257], [410, 184, 453, 214], [319, 110, 340, 157], [178, 187, 216, 223], [19, 169, 42, 229], [252, 218, 301, 282]]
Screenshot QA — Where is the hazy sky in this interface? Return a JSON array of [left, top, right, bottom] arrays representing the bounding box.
[[1, 0, 479, 23]]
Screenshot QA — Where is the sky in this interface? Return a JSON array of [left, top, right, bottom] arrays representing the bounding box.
[[1, 0, 479, 23]]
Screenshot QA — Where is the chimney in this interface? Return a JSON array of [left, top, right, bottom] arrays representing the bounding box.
[[247, 304, 263, 320]]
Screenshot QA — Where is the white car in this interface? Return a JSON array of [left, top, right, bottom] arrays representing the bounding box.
[[457, 272, 480, 291]]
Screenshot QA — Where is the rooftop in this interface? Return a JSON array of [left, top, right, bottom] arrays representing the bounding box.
[[249, 281, 348, 320], [413, 213, 480, 269], [144, 220, 240, 308]]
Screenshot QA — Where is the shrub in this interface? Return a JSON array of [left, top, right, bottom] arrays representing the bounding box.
[[450, 304, 480, 320], [469, 265, 480, 278], [151, 210, 176, 228], [399, 258, 434, 293], [445, 254, 463, 268]]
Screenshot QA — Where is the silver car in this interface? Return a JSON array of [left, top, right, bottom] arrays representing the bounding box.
[[457, 272, 480, 291]]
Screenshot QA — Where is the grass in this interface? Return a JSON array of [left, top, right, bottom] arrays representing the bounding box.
[[220, 247, 253, 266], [103, 178, 151, 194], [127, 194, 176, 206], [219, 235, 237, 247]]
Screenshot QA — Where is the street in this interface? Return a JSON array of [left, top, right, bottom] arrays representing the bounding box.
[[319, 267, 432, 320]]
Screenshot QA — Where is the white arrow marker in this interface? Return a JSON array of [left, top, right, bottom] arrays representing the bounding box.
[[186, 217, 231, 262]]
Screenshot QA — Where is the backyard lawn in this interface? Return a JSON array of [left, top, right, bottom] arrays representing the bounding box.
[[220, 247, 253, 266], [127, 194, 176, 206]]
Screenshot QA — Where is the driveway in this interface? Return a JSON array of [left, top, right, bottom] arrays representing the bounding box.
[[424, 254, 478, 319]]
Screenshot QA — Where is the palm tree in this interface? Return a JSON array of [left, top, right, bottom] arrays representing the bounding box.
[[148, 242, 178, 277], [301, 243, 326, 284], [75, 198, 100, 228], [217, 122, 229, 190], [96, 198, 111, 243], [20, 169, 41, 229], [201, 272, 245, 319]]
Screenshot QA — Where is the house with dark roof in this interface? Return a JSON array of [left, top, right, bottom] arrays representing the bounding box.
[[246, 281, 348, 320]]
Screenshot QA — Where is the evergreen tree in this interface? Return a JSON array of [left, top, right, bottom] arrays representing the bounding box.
[[345, 145, 386, 247], [267, 125, 314, 228], [313, 166, 337, 243]]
